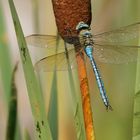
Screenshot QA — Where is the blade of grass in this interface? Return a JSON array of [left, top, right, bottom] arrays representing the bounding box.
[[14, 122, 21, 140], [133, 49, 140, 140], [8, 0, 52, 139], [133, 1, 140, 138], [48, 71, 58, 140], [6, 64, 18, 140], [47, 35, 60, 140], [68, 67, 87, 140], [0, 1, 12, 104], [65, 43, 86, 140], [133, 90, 140, 139]]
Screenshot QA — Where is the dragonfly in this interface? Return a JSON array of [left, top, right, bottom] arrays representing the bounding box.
[[26, 22, 140, 110]]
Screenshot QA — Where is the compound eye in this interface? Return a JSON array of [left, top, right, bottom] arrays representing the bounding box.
[[76, 21, 90, 31], [83, 31, 92, 37]]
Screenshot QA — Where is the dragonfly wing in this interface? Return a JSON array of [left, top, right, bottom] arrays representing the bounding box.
[[94, 44, 140, 64], [26, 34, 75, 53], [26, 34, 68, 51], [26, 34, 77, 47], [35, 49, 77, 71], [26, 34, 58, 47], [93, 22, 140, 45]]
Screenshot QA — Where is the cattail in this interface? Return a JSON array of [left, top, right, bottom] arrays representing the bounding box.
[[52, 0, 92, 44]]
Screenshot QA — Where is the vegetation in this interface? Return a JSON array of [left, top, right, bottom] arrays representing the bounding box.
[[0, 0, 140, 140]]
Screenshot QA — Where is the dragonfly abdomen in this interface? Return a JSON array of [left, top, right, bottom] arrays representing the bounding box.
[[89, 56, 110, 108]]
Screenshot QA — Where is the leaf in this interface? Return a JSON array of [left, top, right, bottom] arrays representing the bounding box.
[[65, 43, 86, 140], [14, 122, 21, 140], [132, 1, 140, 140], [48, 71, 58, 140], [133, 62, 140, 139], [47, 34, 60, 140], [0, 1, 12, 104], [8, 0, 52, 139], [6, 64, 18, 140]]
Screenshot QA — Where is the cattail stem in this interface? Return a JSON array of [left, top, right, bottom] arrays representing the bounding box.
[[76, 51, 95, 140]]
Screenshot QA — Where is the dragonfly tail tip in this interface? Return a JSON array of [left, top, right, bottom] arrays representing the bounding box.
[[106, 104, 113, 111]]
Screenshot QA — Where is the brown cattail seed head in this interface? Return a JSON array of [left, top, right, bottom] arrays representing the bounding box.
[[52, 0, 92, 44]]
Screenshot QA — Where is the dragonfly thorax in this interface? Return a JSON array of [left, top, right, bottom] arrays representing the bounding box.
[[76, 21, 94, 49], [77, 28, 94, 51], [81, 30, 94, 47]]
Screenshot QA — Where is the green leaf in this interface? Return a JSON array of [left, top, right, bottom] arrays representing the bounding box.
[[6, 64, 18, 140], [133, 33, 140, 140], [48, 71, 58, 140], [47, 35, 60, 140], [68, 70, 86, 140], [8, 0, 52, 139], [14, 122, 21, 140], [0, 1, 12, 104], [65, 43, 86, 140], [133, 90, 140, 139], [132, 1, 140, 140]]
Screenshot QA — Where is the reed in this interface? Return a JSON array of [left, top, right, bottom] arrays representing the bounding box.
[[8, 0, 52, 139], [133, 1, 140, 140]]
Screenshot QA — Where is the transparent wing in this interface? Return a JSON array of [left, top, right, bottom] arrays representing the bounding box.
[[94, 44, 140, 64], [26, 22, 140, 65], [26, 22, 140, 48], [26, 34, 78, 71], [26, 34, 60, 47], [26, 34, 76, 52], [35, 49, 77, 72], [93, 22, 140, 45]]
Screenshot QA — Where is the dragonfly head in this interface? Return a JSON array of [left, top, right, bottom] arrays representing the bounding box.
[[82, 30, 92, 38], [76, 21, 90, 31]]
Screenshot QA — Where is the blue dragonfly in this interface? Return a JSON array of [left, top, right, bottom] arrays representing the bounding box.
[[26, 22, 140, 110]]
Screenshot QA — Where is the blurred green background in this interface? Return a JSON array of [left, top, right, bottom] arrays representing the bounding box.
[[0, 0, 140, 140]]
